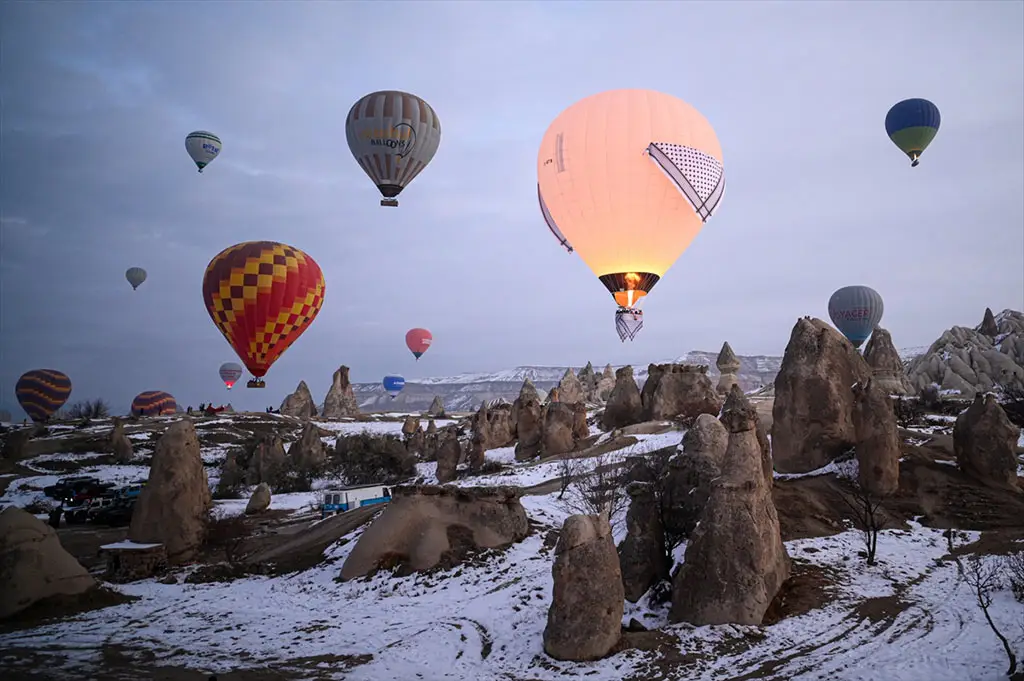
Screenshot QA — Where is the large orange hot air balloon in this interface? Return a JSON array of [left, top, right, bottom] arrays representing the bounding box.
[[202, 241, 326, 388], [537, 89, 725, 341], [405, 328, 432, 360]]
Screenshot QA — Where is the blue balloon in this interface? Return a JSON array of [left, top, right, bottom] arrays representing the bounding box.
[[828, 286, 884, 349], [885, 98, 940, 167], [382, 374, 406, 399]]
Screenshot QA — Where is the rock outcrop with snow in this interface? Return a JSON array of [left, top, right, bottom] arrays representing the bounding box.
[[905, 309, 1024, 398]]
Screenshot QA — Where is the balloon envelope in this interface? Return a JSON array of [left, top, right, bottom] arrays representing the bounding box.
[[131, 390, 177, 416], [828, 286, 884, 348], [219, 362, 243, 389], [405, 328, 433, 359], [202, 241, 325, 382], [16, 369, 72, 423], [885, 99, 940, 167], [346, 91, 441, 206], [185, 131, 222, 172], [125, 267, 147, 290], [537, 89, 725, 312], [382, 375, 406, 399]]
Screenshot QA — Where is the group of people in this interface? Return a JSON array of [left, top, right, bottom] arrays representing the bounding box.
[[185, 403, 227, 416]]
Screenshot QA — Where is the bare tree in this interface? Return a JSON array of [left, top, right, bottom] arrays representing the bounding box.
[[557, 450, 628, 526], [66, 399, 111, 420], [839, 481, 886, 566], [556, 452, 582, 500], [962, 555, 1017, 677], [1005, 551, 1024, 603]]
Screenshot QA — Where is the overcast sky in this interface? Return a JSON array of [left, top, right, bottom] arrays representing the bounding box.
[[2, 0, 1022, 418]]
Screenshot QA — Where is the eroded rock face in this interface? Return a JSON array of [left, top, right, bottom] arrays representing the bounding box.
[[435, 430, 462, 483], [618, 482, 668, 603], [954, 393, 1020, 492], [863, 327, 911, 396], [513, 381, 544, 461], [540, 403, 581, 456], [283, 422, 329, 491], [246, 433, 287, 487], [0, 507, 97, 620], [595, 364, 616, 403], [280, 381, 317, 419], [245, 482, 272, 515], [557, 369, 585, 405], [339, 485, 529, 580], [128, 419, 212, 564], [427, 395, 446, 418], [544, 513, 623, 661], [663, 414, 728, 538], [906, 310, 1024, 398], [110, 417, 134, 464], [716, 342, 742, 395], [851, 379, 900, 496], [980, 307, 999, 337], [322, 366, 360, 419], [603, 366, 643, 430], [771, 317, 871, 474], [671, 388, 789, 626], [642, 364, 723, 422]]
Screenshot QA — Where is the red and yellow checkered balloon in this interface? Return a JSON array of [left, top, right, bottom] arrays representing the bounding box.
[[202, 241, 325, 379]]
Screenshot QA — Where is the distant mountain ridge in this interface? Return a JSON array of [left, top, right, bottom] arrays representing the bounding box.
[[351, 350, 784, 413]]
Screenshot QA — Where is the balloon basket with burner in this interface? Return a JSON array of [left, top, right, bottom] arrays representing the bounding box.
[[246, 379, 266, 389], [380, 198, 399, 207]]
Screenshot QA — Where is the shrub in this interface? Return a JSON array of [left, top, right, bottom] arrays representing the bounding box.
[[892, 396, 926, 428], [998, 384, 1024, 429], [65, 399, 110, 420]]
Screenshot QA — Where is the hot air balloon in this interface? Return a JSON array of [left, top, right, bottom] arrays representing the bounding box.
[[537, 89, 725, 342], [828, 285, 884, 349], [186, 131, 222, 173], [202, 241, 325, 388], [131, 390, 177, 417], [346, 91, 441, 207], [125, 267, 147, 291], [885, 99, 940, 167], [382, 375, 406, 400], [219, 362, 243, 389], [15, 369, 72, 423], [405, 328, 433, 360]]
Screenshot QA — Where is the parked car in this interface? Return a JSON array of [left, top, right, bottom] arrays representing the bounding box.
[[91, 498, 136, 527], [43, 476, 102, 500]]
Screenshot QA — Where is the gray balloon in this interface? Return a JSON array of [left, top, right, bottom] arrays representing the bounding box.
[[126, 267, 147, 291], [828, 285, 884, 348]]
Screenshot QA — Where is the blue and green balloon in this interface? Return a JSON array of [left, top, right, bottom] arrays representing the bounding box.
[[885, 98, 940, 167]]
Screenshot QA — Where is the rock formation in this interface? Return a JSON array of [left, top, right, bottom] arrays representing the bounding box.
[[577, 362, 598, 399], [435, 429, 463, 483], [402, 416, 420, 439], [321, 366, 360, 419], [245, 482, 272, 515], [905, 309, 1024, 398], [110, 416, 134, 464], [128, 419, 212, 564], [602, 366, 643, 430], [863, 327, 911, 395], [595, 364, 616, 403], [954, 393, 1020, 492], [284, 421, 328, 490], [280, 380, 317, 419], [0, 507, 97, 619], [617, 482, 668, 603], [641, 364, 722, 421], [980, 307, 999, 337], [771, 317, 871, 473], [339, 485, 529, 580], [716, 342, 741, 396], [851, 379, 900, 496], [542, 402, 587, 457], [663, 414, 728, 538], [544, 513, 623, 661], [426, 395, 446, 418], [671, 387, 789, 625], [557, 368, 585, 405], [513, 380, 544, 460], [246, 433, 287, 487]]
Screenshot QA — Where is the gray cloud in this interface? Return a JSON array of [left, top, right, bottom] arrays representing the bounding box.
[[1, 1, 1022, 417]]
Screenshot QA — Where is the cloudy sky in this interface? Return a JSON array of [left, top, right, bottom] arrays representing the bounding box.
[[2, 1, 1022, 417]]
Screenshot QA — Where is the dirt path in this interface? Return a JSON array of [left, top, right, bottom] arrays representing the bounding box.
[[244, 504, 383, 570]]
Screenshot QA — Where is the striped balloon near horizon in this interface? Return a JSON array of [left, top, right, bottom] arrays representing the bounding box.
[[16, 369, 72, 423], [828, 285, 884, 349], [131, 391, 177, 417]]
